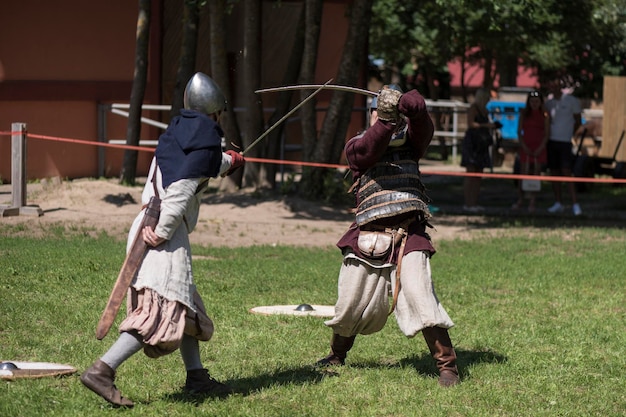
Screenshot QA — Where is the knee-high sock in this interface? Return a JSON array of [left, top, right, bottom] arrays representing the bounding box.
[[100, 331, 143, 370], [180, 334, 203, 371]]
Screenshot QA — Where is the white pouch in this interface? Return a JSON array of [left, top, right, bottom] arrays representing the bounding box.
[[521, 157, 542, 192], [521, 178, 541, 192], [357, 231, 393, 259]]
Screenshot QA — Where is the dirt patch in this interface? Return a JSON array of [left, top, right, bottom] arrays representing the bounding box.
[[2, 172, 623, 246], [0, 177, 489, 246]]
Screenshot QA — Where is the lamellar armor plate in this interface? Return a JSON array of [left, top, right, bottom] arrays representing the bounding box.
[[355, 148, 431, 226]]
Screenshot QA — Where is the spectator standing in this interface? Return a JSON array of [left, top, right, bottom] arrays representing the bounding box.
[[512, 90, 550, 212], [461, 88, 501, 212], [544, 79, 582, 215]]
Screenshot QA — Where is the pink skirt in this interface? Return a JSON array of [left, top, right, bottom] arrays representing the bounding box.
[[119, 288, 214, 358]]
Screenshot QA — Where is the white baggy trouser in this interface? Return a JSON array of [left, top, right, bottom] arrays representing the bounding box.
[[324, 250, 454, 338]]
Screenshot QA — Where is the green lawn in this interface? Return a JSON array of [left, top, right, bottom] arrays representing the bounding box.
[[0, 223, 624, 416]]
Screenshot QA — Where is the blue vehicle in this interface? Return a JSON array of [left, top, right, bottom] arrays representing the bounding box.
[[486, 101, 526, 140]]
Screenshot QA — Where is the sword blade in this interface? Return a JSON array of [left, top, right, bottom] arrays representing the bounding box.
[[95, 196, 161, 340], [255, 84, 377, 97], [241, 78, 334, 156]]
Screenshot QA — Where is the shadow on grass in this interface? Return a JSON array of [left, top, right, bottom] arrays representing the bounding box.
[[435, 210, 626, 231], [163, 365, 333, 404], [426, 176, 626, 224], [346, 348, 507, 382], [160, 349, 506, 404]]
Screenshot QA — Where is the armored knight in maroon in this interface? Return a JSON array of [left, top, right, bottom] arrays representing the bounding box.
[[316, 86, 460, 387]]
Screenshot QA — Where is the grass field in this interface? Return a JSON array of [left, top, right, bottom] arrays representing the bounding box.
[[0, 223, 625, 416]]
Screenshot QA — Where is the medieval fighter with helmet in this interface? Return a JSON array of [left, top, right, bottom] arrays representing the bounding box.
[[316, 85, 460, 387], [81, 72, 245, 407]]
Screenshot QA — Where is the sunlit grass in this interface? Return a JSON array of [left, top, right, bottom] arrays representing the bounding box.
[[0, 226, 624, 416]]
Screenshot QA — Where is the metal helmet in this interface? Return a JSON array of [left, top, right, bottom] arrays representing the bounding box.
[[183, 72, 227, 114], [387, 83, 403, 93]]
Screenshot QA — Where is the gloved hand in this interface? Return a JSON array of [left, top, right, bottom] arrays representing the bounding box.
[[225, 150, 245, 176], [493, 120, 503, 129], [376, 86, 402, 122], [397, 90, 426, 118]]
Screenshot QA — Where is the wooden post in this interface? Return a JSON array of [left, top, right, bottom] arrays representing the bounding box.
[[12, 122, 26, 208], [600, 76, 626, 162], [0, 123, 43, 217]]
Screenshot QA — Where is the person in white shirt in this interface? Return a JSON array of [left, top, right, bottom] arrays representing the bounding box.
[[544, 78, 582, 215]]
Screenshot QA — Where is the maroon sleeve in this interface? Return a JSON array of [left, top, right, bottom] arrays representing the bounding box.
[[344, 121, 395, 177], [406, 112, 434, 159], [398, 90, 434, 159]]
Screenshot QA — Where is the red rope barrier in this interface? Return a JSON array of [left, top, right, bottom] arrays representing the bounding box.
[[419, 170, 626, 183], [3, 130, 626, 184], [244, 156, 346, 169], [27, 132, 152, 152]]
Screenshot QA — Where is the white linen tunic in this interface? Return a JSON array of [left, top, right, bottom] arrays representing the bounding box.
[[127, 156, 231, 311]]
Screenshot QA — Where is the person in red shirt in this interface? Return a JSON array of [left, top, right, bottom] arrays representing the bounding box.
[[513, 90, 550, 212]]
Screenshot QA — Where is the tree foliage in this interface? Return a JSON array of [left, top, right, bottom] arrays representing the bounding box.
[[368, 0, 626, 98]]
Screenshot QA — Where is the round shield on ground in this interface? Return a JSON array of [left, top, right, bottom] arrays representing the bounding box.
[[0, 361, 77, 380], [249, 304, 335, 317]]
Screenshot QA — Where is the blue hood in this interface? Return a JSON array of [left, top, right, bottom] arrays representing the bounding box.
[[155, 109, 223, 188]]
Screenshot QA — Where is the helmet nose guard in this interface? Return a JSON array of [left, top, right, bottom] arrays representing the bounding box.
[[183, 72, 227, 115]]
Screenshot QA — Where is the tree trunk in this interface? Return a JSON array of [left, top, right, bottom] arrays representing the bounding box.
[[301, 0, 373, 199], [422, 61, 448, 160], [209, 0, 243, 192], [241, 0, 265, 188], [169, 0, 201, 120], [482, 48, 494, 89], [119, 0, 151, 185], [460, 53, 467, 101], [299, 0, 324, 163], [262, 4, 307, 189], [497, 54, 519, 87]]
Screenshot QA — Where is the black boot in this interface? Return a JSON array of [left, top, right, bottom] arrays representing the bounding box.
[[184, 369, 234, 396], [421, 327, 460, 387], [315, 334, 356, 367], [80, 360, 134, 407]]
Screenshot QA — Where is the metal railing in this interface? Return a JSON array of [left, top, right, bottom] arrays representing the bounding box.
[[97, 99, 470, 176], [425, 99, 470, 161]]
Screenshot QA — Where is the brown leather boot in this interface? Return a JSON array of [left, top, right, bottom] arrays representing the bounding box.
[[184, 369, 234, 396], [315, 334, 356, 367], [80, 360, 134, 407], [421, 327, 460, 387]]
